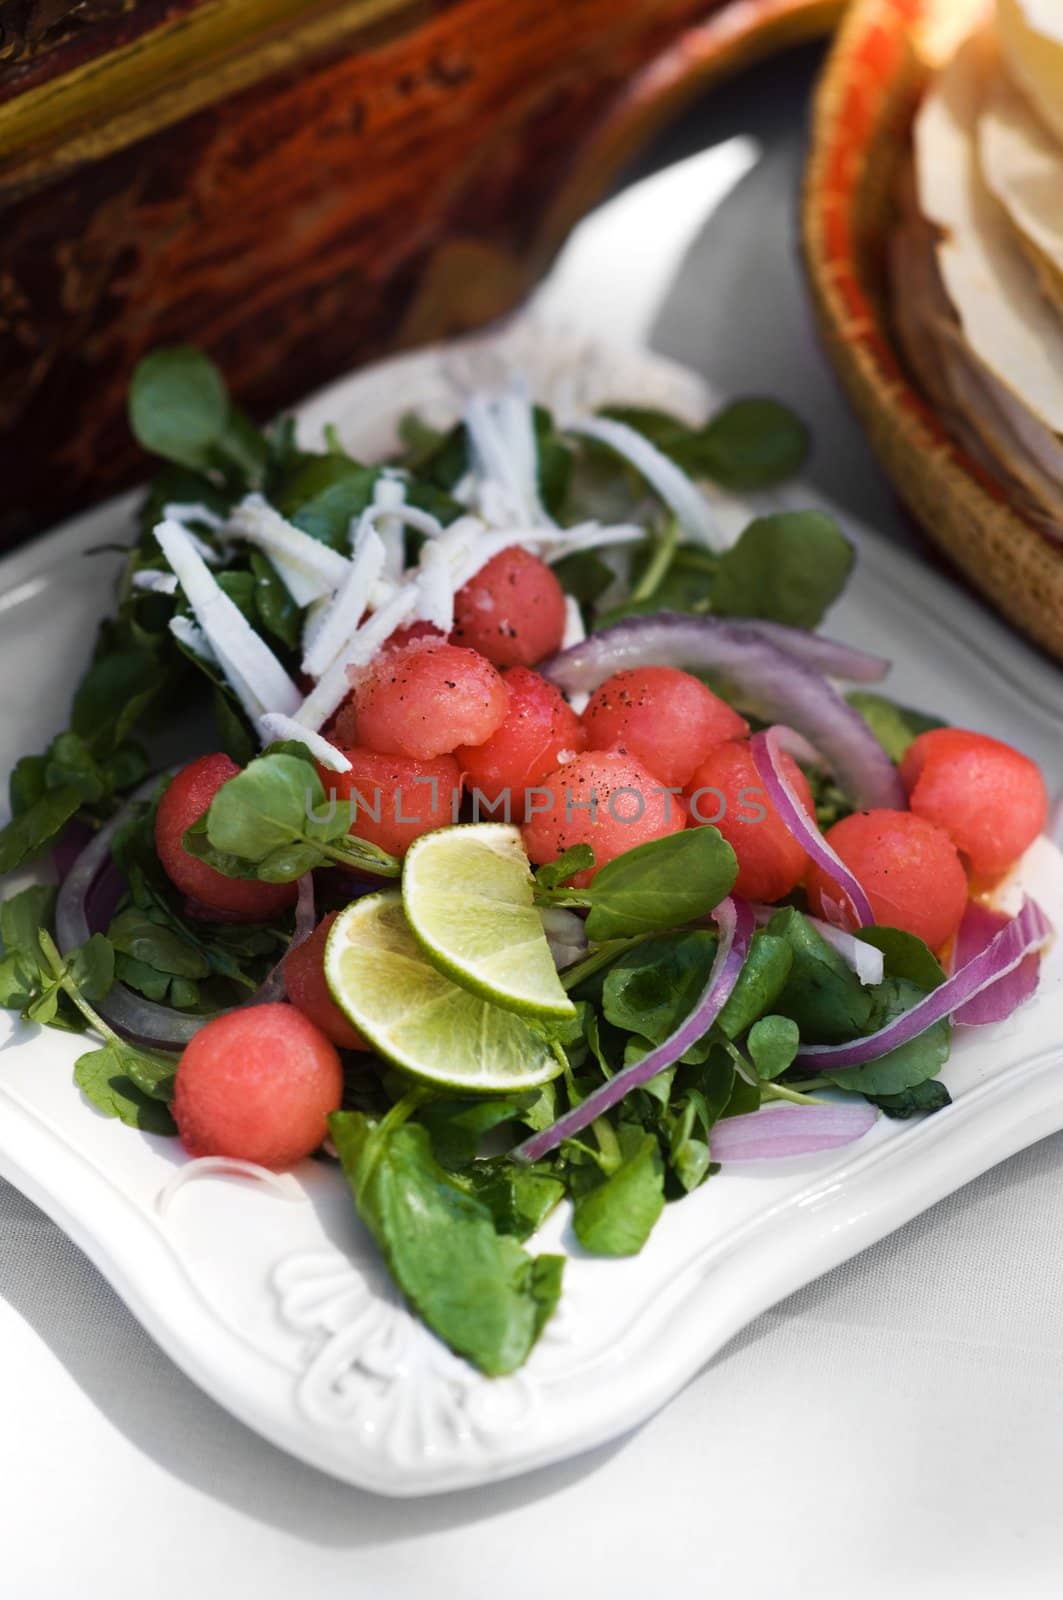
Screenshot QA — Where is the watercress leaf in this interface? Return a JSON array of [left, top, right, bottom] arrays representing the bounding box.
[[768, 907, 874, 1042], [1, 885, 56, 960], [249, 551, 301, 651], [43, 732, 106, 803], [571, 1132, 664, 1257], [274, 457, 377, 551], [212, 685, 257, 767], [0, 786, 85, 873], [330, 1111, 563, 1376], [74, 1045, 178, 1133], [716, 931, 793, 1039], [535, 844, 595, 891], [603, 930, 718, 1045], [848, 692, 947, 763], [256, 842, 326, 882], [459, 1157, 565, 1241], [533, 405, 573, 516], [551, 550, 614, 605], [65, 934, 115, 1004], [670, 1136, 712, 1193], [585, 827, 737, 942], [419, 1099, 527, 1169], [864, 1079, 952, 1119], [204, 752, 319, 861], [72, 649, 164, 754], [129, 347, 229, 470], [101, 742, 150, 794], [9, 753, 48, 816], [696, 398, 810, 489], [711, 512, 854, 629], [721, 1069, 761, 1119], [107, 908, 211, 979], [0, 952, 38, 1010], [116, 952, 174, 1003], [856, 926, 946, 993], [747, 1014, 800, 1080], [121, 1046, 178, 1103], [823, 978, 951, 1095]]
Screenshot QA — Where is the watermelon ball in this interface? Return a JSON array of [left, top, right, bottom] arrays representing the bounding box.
[[457, 666, 587, 810], [452, 547, 567, 668], [900, 727, 1048, 879], [155, 754, 297, 921], [173, 1003, 343, 1169], [350, 639, 509, 759], [685, 738, 816, 904], [522, 749, 686, 887], [284, 911, 368, 1051], [806, 809, 969, 951], [581, 667, 749, 789], [316, 747, 461, 858]]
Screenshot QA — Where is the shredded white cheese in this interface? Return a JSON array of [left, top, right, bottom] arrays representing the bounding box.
[[561, 594, 586, 650], [301, 524, 387, 680], [565, 415, 724, 549], [156, 519, 302, 723], [464, 381, 553, 528], [257, 713, 353, 771], [414, 539, 455, 634], [132, 569, 179, 595], [228, 493, 350, 606], [168, 615, 217, 663], [293, 583, 420, 731]]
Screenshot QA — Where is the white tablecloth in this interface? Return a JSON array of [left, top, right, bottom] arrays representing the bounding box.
[[5, 45, 1063, 1600]]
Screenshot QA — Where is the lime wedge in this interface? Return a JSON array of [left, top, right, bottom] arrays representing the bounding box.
[[402, 823, 576, 1022], [324, 891, 563, 1093]]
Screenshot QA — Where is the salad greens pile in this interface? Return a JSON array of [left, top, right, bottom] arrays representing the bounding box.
[[0, 345, 960, 1378]]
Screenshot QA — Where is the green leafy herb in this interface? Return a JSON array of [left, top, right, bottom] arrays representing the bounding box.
[[711, 512, 854, 629], [534, 844, 596, 892], [822, 978, 951, 1096], [584, 827, 737, 941], [600, 398, 808, 490], [768, 907, 875, 1043], [331, 1104, 563, 1377], [74, 1046, 178, 1134], [184, 751, 400, 881], [864, 1080, 952, 1119], [747, 1015, 800, 1080], [571, 1130, 664, 1256], [848, 692, 947, 762]]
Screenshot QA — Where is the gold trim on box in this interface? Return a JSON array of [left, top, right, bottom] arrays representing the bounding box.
[[0, 0, 410, 184]]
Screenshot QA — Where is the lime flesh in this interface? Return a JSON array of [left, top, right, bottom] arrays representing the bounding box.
[[402, 824, 576, 1022], [324, 890, 563, 1094]]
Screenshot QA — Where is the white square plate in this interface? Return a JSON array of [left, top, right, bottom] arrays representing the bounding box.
[[1, 325, 1061, 1496]]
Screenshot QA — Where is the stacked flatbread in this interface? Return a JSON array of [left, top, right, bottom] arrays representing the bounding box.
[[890, 0, 1063, 540]]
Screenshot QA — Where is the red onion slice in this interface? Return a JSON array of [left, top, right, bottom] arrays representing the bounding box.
[[512, 897, 754, 1163], [540, 614, 903, 809], [951, 900, 1042, 1026], [709, 1100, 878, 1161], [541, 611, 889, 689], [750, 727, 876, 926], [794, 898, 1050, 1070]]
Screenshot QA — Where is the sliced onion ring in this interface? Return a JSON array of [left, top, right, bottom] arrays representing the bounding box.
[[951, 899, 1042, 1026], [512, 897, 754, 1163], [540, 614, 902, 809], [750, 726, 876, 927], [794, 898, 1051, 1070], [709, 1100, 878, 1162], [541, 611, 889, 690]]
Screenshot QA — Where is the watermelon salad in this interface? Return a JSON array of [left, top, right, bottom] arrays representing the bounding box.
[[0, 346, 1054, 1378]]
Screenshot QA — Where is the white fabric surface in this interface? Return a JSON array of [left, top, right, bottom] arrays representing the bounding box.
[[4, 44, 1063, 1600]]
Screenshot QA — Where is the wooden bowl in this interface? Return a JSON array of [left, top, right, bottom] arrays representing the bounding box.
[[0, 0, 840, 549], [803, 0, 1063, 662]]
